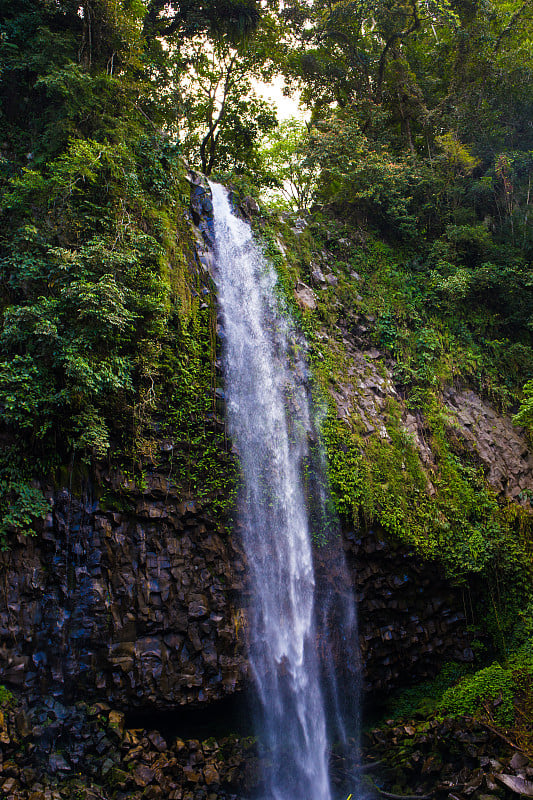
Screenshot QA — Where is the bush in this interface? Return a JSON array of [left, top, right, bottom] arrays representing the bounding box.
[[438, 644, 533, 726]]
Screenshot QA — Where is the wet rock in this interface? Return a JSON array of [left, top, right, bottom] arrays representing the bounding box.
[[101, 758, 116, 776], [0, 479, 246, 709], [0, 413, 473, 714], [241, 196, 260, 217], [15, 710, 31, 738], [496, 774, 533, 796], [484, 774, 500, 792], [443, 388, 533, 502], [188, 178, 215, 247], [147, 731, 167, 753], [88, 703, 110, 717], [134, 765, 155, 787], [328, 528, 472, 693], [326, 314, 532, 507], [48, 753, 70, 773], [294, 281, 316, 311], [0, 697, 261, 800], [144, 787, 163, 799], [183, 766, 201, 783], [203, 765, 220, 786], [188, 598, 209, 619], [311, 265, 326, 284], [510, 753, 530, 772], [108, 710, 125, 737]]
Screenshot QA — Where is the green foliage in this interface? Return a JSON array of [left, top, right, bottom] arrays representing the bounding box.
[[158, 304, 238, 518], [0, 685, 14, 708], [0, 0, 278, 543], [380, 662, 472, 721], [320, 391, 530, 581], [142, 0, 261, 41], [0, 134, 181, 463], [260, 118, 318, 212], [256, 207, 533, 665], [435, 134, 480, 178], [0, 477, 49, 549], [514, 381, 533, 435], [307, 109, 427, 237], [0, 2, 227, 540], [438, 646, 533, 726], [178, 35, 277, 177], [267, 0, 533, 355]]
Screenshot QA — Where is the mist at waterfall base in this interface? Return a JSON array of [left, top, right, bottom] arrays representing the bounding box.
[[209, 182, 362, 800]]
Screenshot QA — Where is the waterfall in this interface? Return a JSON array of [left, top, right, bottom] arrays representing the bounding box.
[[210, 182, 360, 800]]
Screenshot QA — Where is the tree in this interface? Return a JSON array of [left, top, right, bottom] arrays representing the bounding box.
[[260, 118, 317, 212], [278, 0, 424, 109], [178, 36, 277, 176], [142, 0, 261, 42]]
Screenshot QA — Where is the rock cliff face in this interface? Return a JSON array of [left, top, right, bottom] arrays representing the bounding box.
[[0, 180, 526, 716], [344, 530, 473, 693], [0, 471, 247, 709], [0, 683, 529, 800], [443, 387, 533, 502], [0, 479, 471, 706], [324, 312, 533, 505], [0, 692, 260, 800]]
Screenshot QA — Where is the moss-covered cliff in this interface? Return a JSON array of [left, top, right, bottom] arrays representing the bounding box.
[[251, 203, 533, 759]]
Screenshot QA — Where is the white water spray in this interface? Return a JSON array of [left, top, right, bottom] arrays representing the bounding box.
[[210, 182, 359, 800]]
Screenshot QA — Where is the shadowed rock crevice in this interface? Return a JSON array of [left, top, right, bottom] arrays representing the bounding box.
[[125, 692, 252, 741], [337, 527, 473, 697]]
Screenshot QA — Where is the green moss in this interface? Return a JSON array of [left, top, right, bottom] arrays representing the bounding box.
[[316, 349, 530, 584], [98, 492, 135, 514], [438, 644, 533, 725], [156, 301, 238, 522], [0, 686, 15, 708], [258, 213, 532, 589], [376, 662, 473, 722]]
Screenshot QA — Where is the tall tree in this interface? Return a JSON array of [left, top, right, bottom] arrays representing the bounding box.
[[178, 35, 277, 176]]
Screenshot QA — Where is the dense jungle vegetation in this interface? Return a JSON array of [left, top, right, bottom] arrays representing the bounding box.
[[1, 0, 533, 750]]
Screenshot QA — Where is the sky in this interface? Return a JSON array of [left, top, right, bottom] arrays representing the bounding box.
[[254, 75, 306, 121]]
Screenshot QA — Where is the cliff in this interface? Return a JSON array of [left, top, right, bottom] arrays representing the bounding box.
[[3, 181, 532, 711], [0, 171, 531, 800]]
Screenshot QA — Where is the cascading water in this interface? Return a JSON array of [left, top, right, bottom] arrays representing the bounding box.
[[210, 182, 360, 800]]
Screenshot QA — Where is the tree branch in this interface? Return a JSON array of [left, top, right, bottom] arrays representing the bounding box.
[[375, 0, 420, 101], [368, 780, 434, 800]]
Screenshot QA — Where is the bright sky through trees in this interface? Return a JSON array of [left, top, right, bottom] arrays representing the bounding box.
[[253, 75, 305, 120]]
